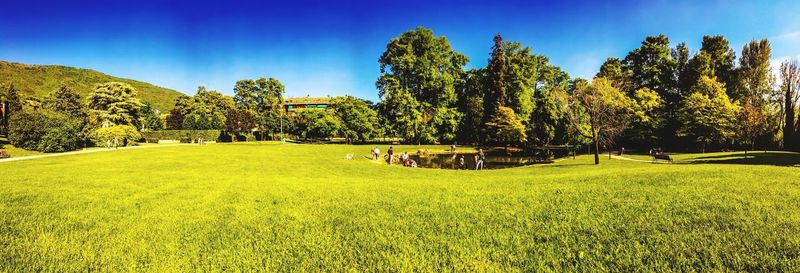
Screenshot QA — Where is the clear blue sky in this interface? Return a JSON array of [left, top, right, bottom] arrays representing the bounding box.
[[2, 0, 799, 101]]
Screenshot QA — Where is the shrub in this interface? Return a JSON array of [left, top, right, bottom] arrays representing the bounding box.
[[90, 125, 142, 147], [8, 110, 85, 152], [37, 115, 83, 152], [8, 110, 47, 150]]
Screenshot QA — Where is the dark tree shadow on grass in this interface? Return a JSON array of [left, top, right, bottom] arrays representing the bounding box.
[[687, 151, 800, 167]]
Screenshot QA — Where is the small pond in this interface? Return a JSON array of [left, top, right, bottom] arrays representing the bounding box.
[[407, 151, 554, 170]]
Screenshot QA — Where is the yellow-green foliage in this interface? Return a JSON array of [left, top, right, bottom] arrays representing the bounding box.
[[89, 125, 141, 146], [0, 61, 184, 112], [1, 145, 799, 271]]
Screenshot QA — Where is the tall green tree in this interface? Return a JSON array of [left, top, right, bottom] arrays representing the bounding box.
[[86, 82, 144, 128], [624, 35, 677, 99], [484, 106, 527, 148], [234, 78, 285, 140], [567, 78, 631, 164], [456, 69, 486, 144], [597, 57, 633, 94], [534, 58, 571, 146], [529, 84, 558, 147], [44, 85, 84, 119], [678, 76, 740, 152], [139, 101, 164, 131], [376, 26, 467, 144], [671, 42, 691, 97], [779, 59, 800, 150], [502, 41, 536, 123], [737, 39, 772, 106], [177, 87, 234, 130], [627, 87, 664, 146], [1, 83, 23, 135], [166, 95, 192, 130], [700, 35, 737, 100], [484, 34, 507, 124], [330, 96, 380, 143], [225, 107, 256, 141], [623, 35, 678, 146]]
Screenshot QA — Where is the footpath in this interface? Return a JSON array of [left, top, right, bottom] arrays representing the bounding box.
[[0, 144, 186, 163]]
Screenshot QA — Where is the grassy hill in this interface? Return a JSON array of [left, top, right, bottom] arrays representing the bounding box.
[[0, 61, 185, 111]]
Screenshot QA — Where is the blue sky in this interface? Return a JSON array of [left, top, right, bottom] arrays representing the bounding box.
[[2, 0, 800, 101]]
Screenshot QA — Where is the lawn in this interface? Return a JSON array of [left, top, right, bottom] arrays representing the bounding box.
[[1, 143, 799, 271], [0, 137, 43, 158]]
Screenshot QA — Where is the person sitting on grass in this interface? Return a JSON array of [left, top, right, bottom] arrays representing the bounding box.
[[410, 159, 417, 168], [457, 155, 465, 170]]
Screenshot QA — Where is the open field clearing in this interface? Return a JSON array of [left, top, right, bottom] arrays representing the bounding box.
[[1, 143, 799, 271]]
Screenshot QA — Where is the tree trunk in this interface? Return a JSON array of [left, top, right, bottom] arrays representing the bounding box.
[[592, 129, 600, 165]]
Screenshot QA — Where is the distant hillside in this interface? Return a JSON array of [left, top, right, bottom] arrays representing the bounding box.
[[0, 61, 185, 111]]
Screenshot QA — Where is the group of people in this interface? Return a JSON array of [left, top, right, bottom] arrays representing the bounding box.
[[370, 145, 486, 170], [451, 148, 485, 170], [197, 137, 207, 145], [649, 147, 664, 157], [105, 138, 120, 150], [371, 146, 417, 168]]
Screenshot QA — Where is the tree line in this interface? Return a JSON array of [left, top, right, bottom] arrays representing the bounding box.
[[0, 77, 383, 151], [3, 26, 800, 163], [375, 27, 800, 163]]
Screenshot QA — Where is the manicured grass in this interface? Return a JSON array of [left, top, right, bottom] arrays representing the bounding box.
[[0, 137, 43, 158], [1, 143, 799, 271]]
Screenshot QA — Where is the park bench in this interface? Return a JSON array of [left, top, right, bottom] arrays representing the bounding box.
[[653, 154, 672, 162], [0, 151, 10, 159]]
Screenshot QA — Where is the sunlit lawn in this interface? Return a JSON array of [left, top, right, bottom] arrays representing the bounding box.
[[1, 143, 799, 271]]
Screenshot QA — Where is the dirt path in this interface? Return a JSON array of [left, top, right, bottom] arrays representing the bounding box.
[[610, 155, 674, 164], [0, 144, 188, 163]]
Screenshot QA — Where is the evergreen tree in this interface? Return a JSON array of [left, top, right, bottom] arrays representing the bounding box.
[[485, 34, 506, 122], [1, 83, 22, 135], [45, 85, 84, 119], [86, 82, 144, 127], [779, 60, 800, 150]]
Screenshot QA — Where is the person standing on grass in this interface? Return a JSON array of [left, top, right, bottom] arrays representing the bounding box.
[[375, 147, 380, 160], [387, 146, 394, 165], [106, 139, 111, 150], [475, 148, 485, 170], [458, 155, 465, 170], [113, 137, 119, 150], [402, 152, 409, 166]]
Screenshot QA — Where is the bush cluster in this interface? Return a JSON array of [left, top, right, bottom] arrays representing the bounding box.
[[8, 110, 84, 152], [90, 125, 142, 147]]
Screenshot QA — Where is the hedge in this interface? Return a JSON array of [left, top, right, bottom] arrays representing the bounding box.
[[140, 130, 223, 142]]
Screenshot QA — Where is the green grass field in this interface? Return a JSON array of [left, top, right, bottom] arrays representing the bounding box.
[[1, 143, 799, 271]]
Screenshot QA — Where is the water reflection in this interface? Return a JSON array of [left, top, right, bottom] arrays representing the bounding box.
[[409, 151, 552, 170]]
